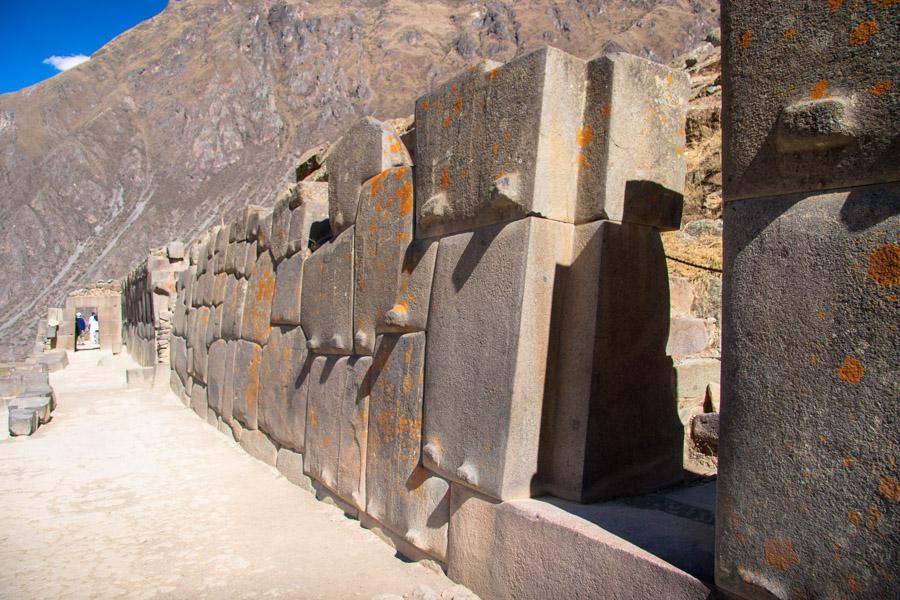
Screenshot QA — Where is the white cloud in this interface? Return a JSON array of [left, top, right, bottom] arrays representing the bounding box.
[[43, 54, 90, 72]]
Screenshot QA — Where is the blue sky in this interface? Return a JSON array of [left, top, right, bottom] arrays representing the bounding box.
[[0, 1, 167, 94]]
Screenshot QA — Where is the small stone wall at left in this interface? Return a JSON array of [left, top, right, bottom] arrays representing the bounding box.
[[2, 352, 63, 437]]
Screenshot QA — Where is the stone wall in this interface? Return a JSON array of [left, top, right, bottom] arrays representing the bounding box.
[[114, 28, 897, 598], [121, 244, 187, 367], [151, 45, 719, 597], [716, 2, 898, 599]]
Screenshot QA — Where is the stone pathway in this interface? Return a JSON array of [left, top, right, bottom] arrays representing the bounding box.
[[0, 350, 454, 599]]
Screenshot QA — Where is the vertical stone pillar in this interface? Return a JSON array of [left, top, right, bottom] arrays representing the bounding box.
[[717, 2, 899, 598]]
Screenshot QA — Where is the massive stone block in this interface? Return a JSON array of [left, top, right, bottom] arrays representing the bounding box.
[[190, 382, 208, 420], [241, 251, 274, 345], [206, 339, 228, 417], [205, 304, 222, 347], [271, 252, 303, 326], [304, 355, 371, 511], [448, 484, 712, 600], [717, 185, 900, 600], [721, 1, 899, 199], [257, 325, 310, 452], [422, 217, 572, 501], [220, 340, 237, 424], [300, 226, 354, 355], [270, 187, 295, 263], [414, 48, 585, 239], [211, 272, 228, 306], [537, 220, 683, 503], [170, 334, 189, 386], [379, 239, 438, 334], [353, 166, 414, 355], [235, 241, 258, 279], [189, 306, 210, 384], [223, 241, 237, 274], [366, 333, 449, 561], [220, 275, 247, 340], [232, 340, 262, 430], [327, 117, 411, 236], [287, 184, 329, 258], [256, 210, 273, 251], [271, 183, 328, 261], [578, 53, 689, 229]]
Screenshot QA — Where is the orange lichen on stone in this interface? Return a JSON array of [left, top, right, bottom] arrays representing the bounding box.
[[369, 169, 390, 197], [836, 355, 864, 384], [784, 28, 797, 39], [764, 538, 800, 570], [402, 373, 412, 395], [739, 30, 753, 49], [486, 68, 497, 81], [879, 476, 900, 501], [442, 114, 452, 128], [577, 153, 589, 168], [872, 0, 898, 6], [389, 139, 402, 153], [847, 575, 861, 594], [866, 244, 900, 285], [440, 167, 450, 189], [576, 125, 593, 148], [255, 270, 276, 303], [421, 99, 429, 112], [828, 0, 843, 10], [866, 505, 881, 530], [675, 146, 684, 156], [396, 232, 407, 242], [831, 543, 841, 561], [397, 180, 412, 216], [321, 434, 331, 449], [453, 96, 462, 113], [848, 510, 862, 526], [810, 80, 829, 100], [394, 166, 408, 179], [849, 20, 878, 45], [600, 103, 611, 118], [491, 143, 499, 156], [843, 456, 855, 467]]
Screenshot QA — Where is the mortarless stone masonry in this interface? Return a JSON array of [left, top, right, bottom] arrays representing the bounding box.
[[109, 38, 898, 600]]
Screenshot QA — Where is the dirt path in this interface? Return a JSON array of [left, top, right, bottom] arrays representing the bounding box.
[[0, 350, 453, 599]]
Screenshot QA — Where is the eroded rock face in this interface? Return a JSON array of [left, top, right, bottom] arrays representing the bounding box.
[[0, 0, 719, 360]]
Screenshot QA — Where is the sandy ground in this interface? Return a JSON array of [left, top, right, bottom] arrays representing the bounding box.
[[0, 350, 453, 599]]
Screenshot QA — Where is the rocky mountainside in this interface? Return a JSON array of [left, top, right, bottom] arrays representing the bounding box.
[[0, 0, 719, 359]]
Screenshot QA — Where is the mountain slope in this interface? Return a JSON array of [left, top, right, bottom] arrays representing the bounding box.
[[0, 0, 718, 359]]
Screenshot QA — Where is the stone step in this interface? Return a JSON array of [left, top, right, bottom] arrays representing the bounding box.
[[125, 367, 156, 388], [9, 395, 53, 424], [449, 480, 715, 599], [8, 407, 39, 436]]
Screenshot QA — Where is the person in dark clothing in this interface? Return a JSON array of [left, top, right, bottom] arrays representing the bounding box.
[[75, 312, 86, 348]]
